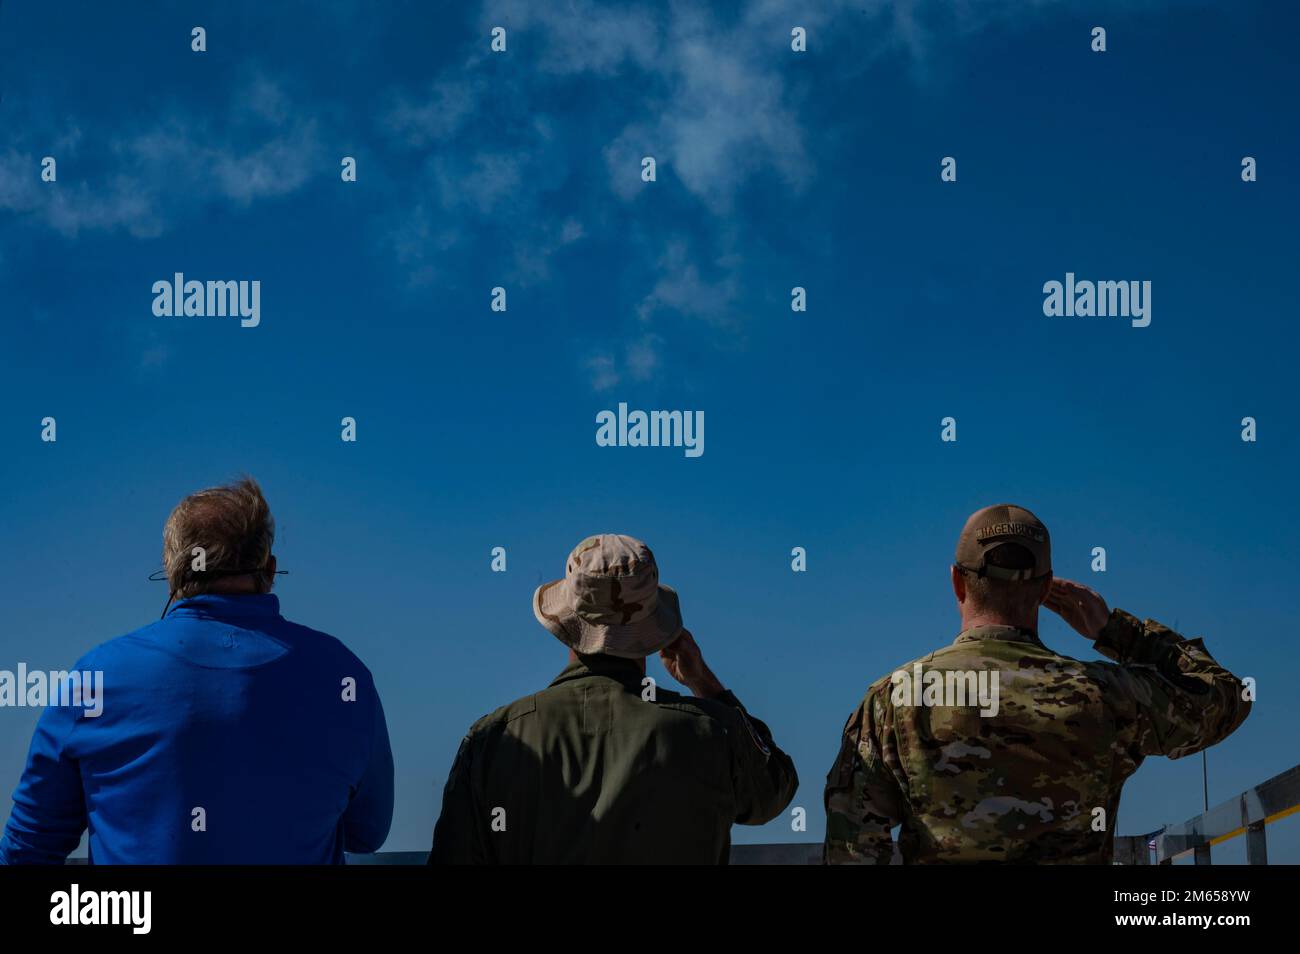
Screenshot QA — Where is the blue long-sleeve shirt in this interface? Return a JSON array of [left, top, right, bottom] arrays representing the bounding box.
[[0, 593, 394, 864]]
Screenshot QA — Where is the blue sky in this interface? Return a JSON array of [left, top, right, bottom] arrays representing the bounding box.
[[1, 0, 1297, 861]]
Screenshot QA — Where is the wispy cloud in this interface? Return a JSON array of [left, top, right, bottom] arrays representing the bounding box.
[[636, 240, 741, 328], [2, 0, 1101, 386], [586, 353, 621, 392], [482, 0, 816, 214], [380, 79, 486, 147], [585, 332, 665, 393], [478, 0, 663, 76], [0, 73, 320, 238]]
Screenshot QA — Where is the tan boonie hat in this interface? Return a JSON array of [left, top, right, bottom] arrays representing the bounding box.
[[533, 534, 683, 659], [955, 504, 1052, 581]]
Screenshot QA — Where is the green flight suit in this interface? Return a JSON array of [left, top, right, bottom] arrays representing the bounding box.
[[430, 654, 798, 864]]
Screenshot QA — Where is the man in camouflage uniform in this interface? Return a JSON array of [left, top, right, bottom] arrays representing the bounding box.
[[824, 504, 1252, 864], [430, 534, 798, 864]]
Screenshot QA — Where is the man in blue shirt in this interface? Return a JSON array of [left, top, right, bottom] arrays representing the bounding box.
[[0, 477, 394, 864]]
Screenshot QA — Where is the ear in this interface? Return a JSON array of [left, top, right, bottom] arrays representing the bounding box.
[[951, 564, 966, 604], [264, 554, 278, 592]]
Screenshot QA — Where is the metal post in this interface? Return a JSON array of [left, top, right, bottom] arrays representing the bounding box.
[[1246, 822, 1268, 865], [1113, 837, 1134, 865]]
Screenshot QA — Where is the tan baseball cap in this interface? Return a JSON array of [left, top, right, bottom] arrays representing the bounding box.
[[533, 534, 684, 659], [955, 504, 1051, 581]]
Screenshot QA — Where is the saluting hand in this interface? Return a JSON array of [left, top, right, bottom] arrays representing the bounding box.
[[660, 629, 725, 699], [1044, 578, 1111, 640]]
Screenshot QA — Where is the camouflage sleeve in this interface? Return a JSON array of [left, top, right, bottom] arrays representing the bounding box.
[[823, 693, 904, 865], [1093, 609, 1252, 760], [427, 731, 490, 865], [715, 691, 799, 826]]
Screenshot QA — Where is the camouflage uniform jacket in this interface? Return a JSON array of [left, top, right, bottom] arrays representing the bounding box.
[[430, 654, 798, 864], [824, 609, 1251, 864]]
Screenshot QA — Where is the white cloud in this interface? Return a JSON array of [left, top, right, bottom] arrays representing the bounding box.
[[245, 73, 294, 124], [214, 125, 319, 205], [603, 124, 654, 202], [513, 217, 586, 284], [624, 333, 662, 380], [2, 0, 1101, 390], [433, 152, 524, 215], [479, 0, 662, 75], [637, 240, 740, 327], [586, 353, 621, 392], [384, 198, 462, 288], [585, 333, 664, 393], [0, 74, 321, 237], [380, 79, 485, 146], [650, 16, 810, 213]]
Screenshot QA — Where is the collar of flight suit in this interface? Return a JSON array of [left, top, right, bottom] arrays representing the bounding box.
[[953, 624, 1043, 646], [548, 654, 648, 690]]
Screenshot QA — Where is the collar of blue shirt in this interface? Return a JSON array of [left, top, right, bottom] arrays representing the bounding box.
[[166, 593, 282, 620]]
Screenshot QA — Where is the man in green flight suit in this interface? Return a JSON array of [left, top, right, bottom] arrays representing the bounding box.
[[430, 533, 798, 864], [824, 504, 1252, 864]]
